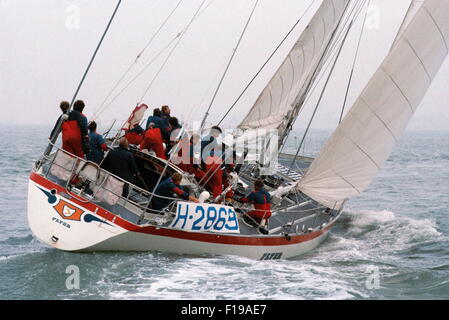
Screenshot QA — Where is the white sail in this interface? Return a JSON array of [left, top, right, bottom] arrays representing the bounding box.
[[391, 0, 425, 49], [238, 0, 350, 141], [297, 0, 449, 209]]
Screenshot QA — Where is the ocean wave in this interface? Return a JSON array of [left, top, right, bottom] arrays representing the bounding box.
[[341, 210, 442, 242], [106, 255, 364, 300], [433, 152, 449, 161], [0, 234, 35, 246]]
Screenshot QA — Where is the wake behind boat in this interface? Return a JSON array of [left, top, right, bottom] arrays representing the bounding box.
[[27, 0, 449, 260]]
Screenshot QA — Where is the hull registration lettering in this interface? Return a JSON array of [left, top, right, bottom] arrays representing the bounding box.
[[171, 202, 240, 234]]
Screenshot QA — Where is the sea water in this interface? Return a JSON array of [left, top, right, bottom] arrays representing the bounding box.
[[0, 126, 447, 300]]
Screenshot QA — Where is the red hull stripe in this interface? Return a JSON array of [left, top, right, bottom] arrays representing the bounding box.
[[30, 173, 334, 246]]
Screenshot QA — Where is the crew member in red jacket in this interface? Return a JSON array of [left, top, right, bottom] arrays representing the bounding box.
[[124, 124, 145, 146], [140, 118, 166, 160], [240, 179, 272, 234], [61, 100, 89, 158], [180, 134, 206, 181], [203, 153, 223, 201]]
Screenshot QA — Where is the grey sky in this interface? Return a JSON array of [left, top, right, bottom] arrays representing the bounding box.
[[0, 0, 447, 131]]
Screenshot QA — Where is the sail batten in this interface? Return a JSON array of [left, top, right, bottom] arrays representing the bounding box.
[[297, 0, 449, 209], [237, 0, 350, 141]]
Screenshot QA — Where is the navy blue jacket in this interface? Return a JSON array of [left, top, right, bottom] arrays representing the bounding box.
[[201, 135, 222, 160], [87, 132, 107, 164], [101, 146, 139, 184], [146, 116, 165, 130], [152, 178, 189, 212], [68, 110, 88, 138], [244, 188, 272, 205]]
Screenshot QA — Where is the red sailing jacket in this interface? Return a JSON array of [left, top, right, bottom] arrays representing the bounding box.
[[242, 188, 272, 219]]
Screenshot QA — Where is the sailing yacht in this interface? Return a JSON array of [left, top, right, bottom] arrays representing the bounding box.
[[27, 0, 448, 259]]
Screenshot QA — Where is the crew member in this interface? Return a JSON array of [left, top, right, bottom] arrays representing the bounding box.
[[61, 100, 89, 158], [140, 124, 167, 160], [124, 124, 145, 146], [182, 134, 206, 181], [152, 173, 198, 214], [222, 166, 235, 203], [86, 121, 108, 164], [49, 101, 70, 139], [240, 180, 272, 234], [201, 126, 222, 164], [101, 137, 140, 197], [167, 117, 185, 155], [145, 107, 170, 143], [161, 105, 171, 121], [203, 153, 223, 201], [145, 108, 164, 131]]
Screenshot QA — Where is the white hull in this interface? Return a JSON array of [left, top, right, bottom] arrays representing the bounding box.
[[28, 175, 335, 260], [84, 228, 330, 259]]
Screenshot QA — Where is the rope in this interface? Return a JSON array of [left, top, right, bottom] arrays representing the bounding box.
[[200, 0, 260, 130]]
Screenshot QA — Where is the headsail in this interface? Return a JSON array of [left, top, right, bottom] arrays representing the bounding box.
[[237, 0, 350, 145], [391, 0, 425, 49], [296, 0, 449, 209]]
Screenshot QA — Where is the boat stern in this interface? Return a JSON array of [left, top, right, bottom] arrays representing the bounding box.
[[27, 174, 126, 251]]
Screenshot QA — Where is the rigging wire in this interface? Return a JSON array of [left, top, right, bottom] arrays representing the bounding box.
[[137, 0, 184, 61], [284, 0, 369, 138], [141, 0, 210, 218], [279, 0, 367, 149], [138, 0, 208, 103], [286, 0, 370, 172], [339, 0, 371, 124], [216, 0, 317, 126], [92, 0, 217, 122], [200, 0, 260, 131], [277, 0, 358, 151], [150, 0, 262, 203], [318, 0, 367, 69], [91, 0, 184, 121], [288, 19, 355, 174]]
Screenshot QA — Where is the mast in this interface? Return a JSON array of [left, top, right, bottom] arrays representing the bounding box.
[[236, 0, 351, 146], [296, 0, 449, 208]]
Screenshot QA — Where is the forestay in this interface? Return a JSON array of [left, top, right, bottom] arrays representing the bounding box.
[[297, 0, 449, 209], [237, 0, 350, 143]]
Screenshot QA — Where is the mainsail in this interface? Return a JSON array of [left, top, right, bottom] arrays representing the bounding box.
[[297, 0, 449, 208], [237, 0, 350, 145]]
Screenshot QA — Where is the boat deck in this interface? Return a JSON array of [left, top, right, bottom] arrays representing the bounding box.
[[38, 148, 340, 237]]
